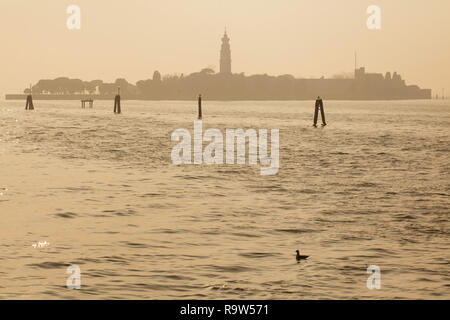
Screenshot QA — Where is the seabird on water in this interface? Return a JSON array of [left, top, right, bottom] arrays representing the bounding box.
[[296, 250, 309, 261]]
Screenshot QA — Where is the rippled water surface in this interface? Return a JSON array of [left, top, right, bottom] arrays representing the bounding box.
[[0, 99, 449, 299]]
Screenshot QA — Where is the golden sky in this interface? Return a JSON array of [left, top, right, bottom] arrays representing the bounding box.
[[1, 0, 449, 96]]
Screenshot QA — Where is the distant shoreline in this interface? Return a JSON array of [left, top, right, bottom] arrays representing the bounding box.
[[5, 94, 431, 101]]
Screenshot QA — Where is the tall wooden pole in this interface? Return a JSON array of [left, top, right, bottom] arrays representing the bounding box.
[[313, 97, 319, 127], [198, 94, 202, 119], [114, 87, 121, 114], [319, 98, 327, 126], [25, 84, 34, 110]]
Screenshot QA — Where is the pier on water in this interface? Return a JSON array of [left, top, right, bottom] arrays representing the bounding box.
[[81, 99, 94, 109]]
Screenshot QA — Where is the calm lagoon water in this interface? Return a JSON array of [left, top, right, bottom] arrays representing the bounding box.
[[0, 99, 448, 299]]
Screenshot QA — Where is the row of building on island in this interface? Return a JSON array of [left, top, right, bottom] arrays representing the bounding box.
[[6, 32, 431, 101]]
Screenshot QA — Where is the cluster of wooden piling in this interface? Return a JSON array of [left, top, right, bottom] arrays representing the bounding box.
[[313, 97, 327, 127], [114, 88, 121, 114], [25, 84, 34, 110], [81, 99, 94, 108], [198, 94, 202, 119]]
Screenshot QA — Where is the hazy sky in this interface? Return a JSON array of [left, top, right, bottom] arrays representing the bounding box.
[[1, 0, 449, 96]]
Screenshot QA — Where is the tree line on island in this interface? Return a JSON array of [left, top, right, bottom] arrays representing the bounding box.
[[26, 68, 306, 99]]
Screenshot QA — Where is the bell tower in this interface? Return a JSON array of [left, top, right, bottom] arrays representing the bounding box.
[[220, 31, 232, 74]]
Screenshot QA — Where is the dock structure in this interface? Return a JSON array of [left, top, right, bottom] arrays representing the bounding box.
[[114, 87, 121, 114], [198, 94, 202, 119], [25, 84, 34, 110], [313, 97, 327, 127], [81, 99, 94, 109]]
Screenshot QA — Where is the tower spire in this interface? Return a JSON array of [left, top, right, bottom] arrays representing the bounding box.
[[220, 30, 231, 74]]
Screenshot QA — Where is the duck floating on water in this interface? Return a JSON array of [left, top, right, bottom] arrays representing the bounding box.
[[296, 250, 309, 261]]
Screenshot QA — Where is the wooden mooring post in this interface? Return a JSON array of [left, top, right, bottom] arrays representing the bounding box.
[[25, 84, 34, 110], [114, 87, 121, 114], [198, 94, 202, 119], [313, 96, 327, 127]]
